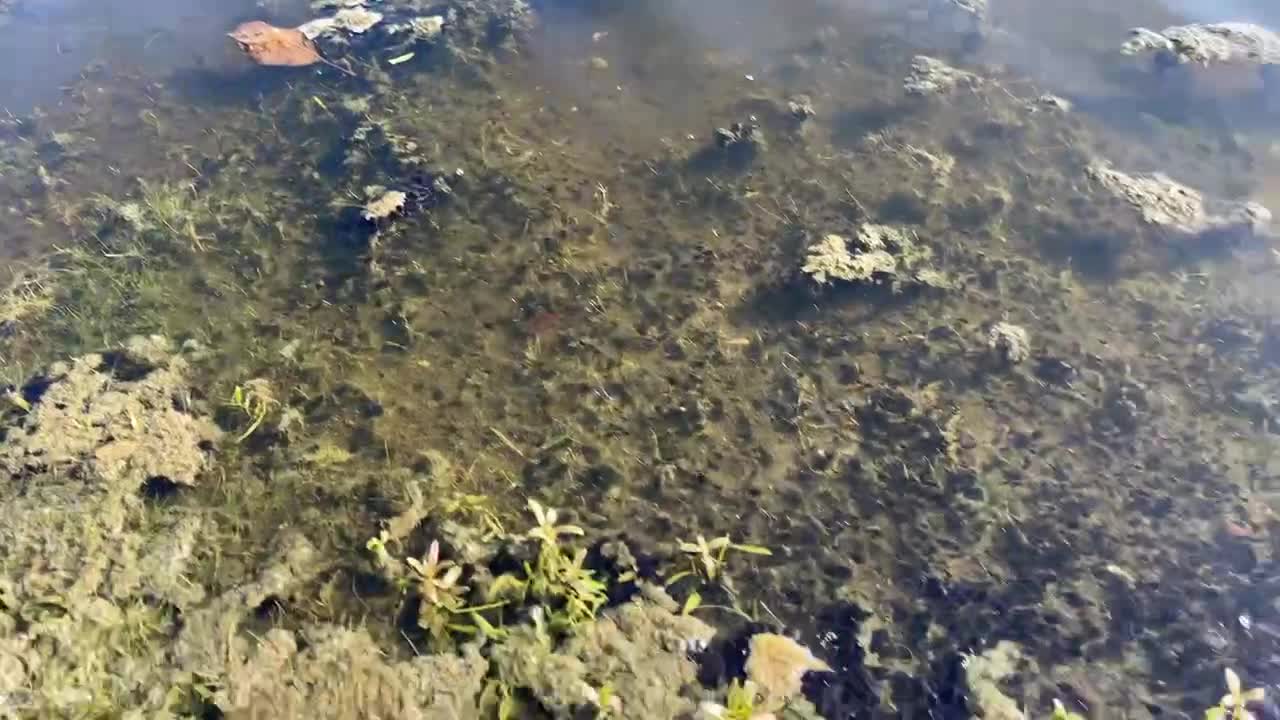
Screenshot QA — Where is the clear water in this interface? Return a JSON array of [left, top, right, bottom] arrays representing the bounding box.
[[1, 0, 1279, 717]]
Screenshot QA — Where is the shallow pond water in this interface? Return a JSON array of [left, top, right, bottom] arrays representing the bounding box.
[[2, 0, 1280, 718]]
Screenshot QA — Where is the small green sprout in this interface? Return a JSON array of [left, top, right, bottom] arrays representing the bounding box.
[[227, 380, 275, 442], [701, 679, 766, 720], [670, 534, 772, 584], [1206, 668, 1264, 720], [3, 387, 30, 413], [365, 530, 395, 570], [487, 499, 609, 631]]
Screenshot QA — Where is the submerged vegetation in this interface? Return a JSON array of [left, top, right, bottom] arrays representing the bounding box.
[[0, 0, 1279, 717]]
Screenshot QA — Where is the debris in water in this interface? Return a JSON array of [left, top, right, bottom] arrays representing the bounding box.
[[362, 188, 407, 221], [987, 322, 1031, 365], [387, 15, 447, 42], [713, 118, 765, 150], [787, 95, 816, 121], [903, 55, 982, 96], [298, 7, 384, 40], [228, 21, 322, 67]]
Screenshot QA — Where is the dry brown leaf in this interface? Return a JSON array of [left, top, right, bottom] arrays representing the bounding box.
[[228, 21, 321, 68]]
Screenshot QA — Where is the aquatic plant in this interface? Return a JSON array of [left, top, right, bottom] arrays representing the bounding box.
[[700, 679, 768, 720], [3, 386, 30, 412], [226, 380, 276, 442], [365, 530, 397, 575], [1205, 668, 1264, 720], [403, 539, 508, 645], [486, 499, 609, 630], [669, 534, 772, 585]]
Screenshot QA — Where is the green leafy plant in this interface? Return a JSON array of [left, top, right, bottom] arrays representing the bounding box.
[[404, 539, 506, 645], [668, 534, 772, 585], [487, 499, 609, 631], [1206, 668, 1264, 720], [701, 679, 766, 720], [226, 380, 275, 442]]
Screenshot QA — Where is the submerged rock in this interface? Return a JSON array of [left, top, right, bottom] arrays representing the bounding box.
[[1121, 22, 1280, 68], [904, 55, 982, 96], [1087, 163, 1272, 243]]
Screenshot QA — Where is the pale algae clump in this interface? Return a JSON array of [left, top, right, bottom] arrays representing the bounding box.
[[0, 337, 220, 716], [963, 641, 1028, 720], [1121, 22, 1280, 67], [802, 224, 951, 289], [903, 55, 982, 96], [219, 626, 488, 720], [0, 335, 220, 489], [987, 322, 1031, 365], [803, 232, 897, 285], [1086, 163, 1272, 243], [744, 633, 830, 712], [491, 586, 716, 719]]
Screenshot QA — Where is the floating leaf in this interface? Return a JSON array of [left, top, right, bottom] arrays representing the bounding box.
[[228, 21, 321, 68]]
